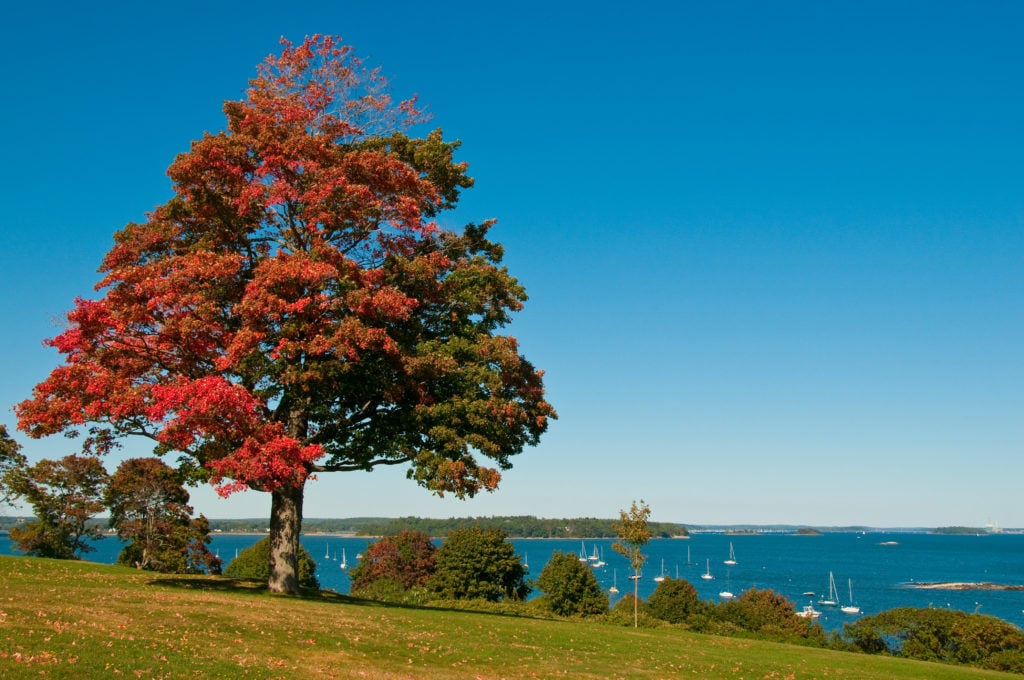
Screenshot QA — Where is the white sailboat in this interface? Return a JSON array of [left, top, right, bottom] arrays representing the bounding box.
[[654, 558, 666, 582], [578, 541, 589, 562], [609, 569, 619, 594], [339, 548, 348, 570], [818, 571, 839, 606], [701, 558, 714, 580], [724, 542, 737, 566], [841, 578, 861, 614], [719, 589, 734, 600], [325, 542, 331, 560]]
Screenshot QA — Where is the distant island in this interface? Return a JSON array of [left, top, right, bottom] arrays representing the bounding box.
[[907, 582, 1024, 591], [205, 515, 689, 539]]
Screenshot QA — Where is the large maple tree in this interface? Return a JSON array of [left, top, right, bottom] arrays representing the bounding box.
[[17, 36, 554, 593]]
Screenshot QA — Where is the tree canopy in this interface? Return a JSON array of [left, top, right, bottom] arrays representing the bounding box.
[[106, 457, 221, 574], [7, 454, 109, 559], [0, 425, 28, 506], [349, 530, 436, 596], [16, 35, 554, 593], [427, 527, 528, 602], [535, 550, 609, 617]]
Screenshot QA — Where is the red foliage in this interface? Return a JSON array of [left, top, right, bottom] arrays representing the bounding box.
[[16, 35, 553, 510]]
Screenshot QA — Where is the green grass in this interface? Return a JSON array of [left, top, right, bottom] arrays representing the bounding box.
[[0, 555, 1017, 679]]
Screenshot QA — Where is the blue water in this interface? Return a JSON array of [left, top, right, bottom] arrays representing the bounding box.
[[5, 531, 1023, 632]]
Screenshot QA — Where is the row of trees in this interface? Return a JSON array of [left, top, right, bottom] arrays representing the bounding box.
[[353, 514, 686, 538], [1, 426, 219, 573]]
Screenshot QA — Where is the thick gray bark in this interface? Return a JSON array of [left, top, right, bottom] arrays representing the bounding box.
[[268, 483, 304, 594]]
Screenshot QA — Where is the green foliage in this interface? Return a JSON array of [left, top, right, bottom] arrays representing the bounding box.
[[0, 425, 28, 506], [7, 454, 109, 559], [611, 499, 652, 627], [609, 593, 658, 627], [355, 515, 686, 538], [843, 607, 1024, 673], [349, 530, 436, 597], [535, 550, 609, 617], [647, 577, 706, 624], [106, 457, 221, 574], [610, 500, 653, 574], [224, 537, 319, 591], [714, 588, 827, 643], [427, 527, 528, 601]]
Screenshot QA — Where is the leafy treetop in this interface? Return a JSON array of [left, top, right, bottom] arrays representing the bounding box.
[[15, 34, 554, 501]]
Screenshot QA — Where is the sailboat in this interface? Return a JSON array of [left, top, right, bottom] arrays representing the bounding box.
[[685, 545, 695, 566], [701, 558, 714, 580], [818, 571, 840, 606], [590, 545, 605, 568], [654, 558, 666, 582], [523, 552, 529, 570], [719, 589, 734, 600], [339, 548, 348, 570], [578, 541, 589, 562], [609, 569, 619, 594], [841, 578, 861, 614], [724, 542, 737, 566], [325, 542, 331, 560]]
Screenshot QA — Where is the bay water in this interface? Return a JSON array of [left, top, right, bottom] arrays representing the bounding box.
[[5, 530, 1023, 632]]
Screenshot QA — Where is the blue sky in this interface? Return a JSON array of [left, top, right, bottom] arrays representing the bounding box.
[[2, 2, 1021, 527]]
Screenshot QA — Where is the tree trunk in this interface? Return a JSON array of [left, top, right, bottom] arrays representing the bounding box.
[[268, 482, 304, 594]]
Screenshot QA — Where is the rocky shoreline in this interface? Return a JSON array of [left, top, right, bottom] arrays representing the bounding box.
[[907, 582, 1024, 591]]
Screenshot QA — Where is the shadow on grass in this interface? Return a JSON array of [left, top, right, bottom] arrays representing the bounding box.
[[147, 574, 555, 621]]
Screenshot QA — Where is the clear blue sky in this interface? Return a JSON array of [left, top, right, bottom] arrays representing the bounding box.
[[2, 2, 1021, 527]]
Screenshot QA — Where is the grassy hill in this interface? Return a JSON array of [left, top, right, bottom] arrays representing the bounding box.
[[1, 556, 1016, 679]]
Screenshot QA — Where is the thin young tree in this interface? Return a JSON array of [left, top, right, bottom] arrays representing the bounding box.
[[16, 36, 554, 593], [611, 499, 652, 627]]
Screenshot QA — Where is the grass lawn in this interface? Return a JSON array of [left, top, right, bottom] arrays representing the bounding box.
[[0, 555, 1017, 679]]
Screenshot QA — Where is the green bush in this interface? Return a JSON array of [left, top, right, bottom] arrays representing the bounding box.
[[843, 607, 1024, 672], [609, 593, 658, 627], [223, 537, 319, 591], [647, 577, 705, 624], [535, 550, 609, 617], [427, 527, 528, 602], [714, 588, 826, 643]]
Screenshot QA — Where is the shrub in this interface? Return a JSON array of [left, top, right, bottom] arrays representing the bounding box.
[[647, 577, 705, 624], [349, 530, 437, 598], [609, 593, 657, 627], [427, 527, 529, 601], [843, 607, 1024, 672], [224, 537, 319, 591], [535, 550, 609, 617], [714, 588, 826, 643]]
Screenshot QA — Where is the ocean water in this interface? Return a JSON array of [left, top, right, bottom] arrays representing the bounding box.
[[5, 530, 1023, 633]]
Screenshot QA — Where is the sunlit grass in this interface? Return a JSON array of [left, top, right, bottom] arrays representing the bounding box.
[[0, 555, 1017, 679]]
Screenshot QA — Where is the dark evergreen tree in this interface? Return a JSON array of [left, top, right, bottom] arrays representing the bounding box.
[[535, 550, 608, 617], [428, 527, 528, 601]]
